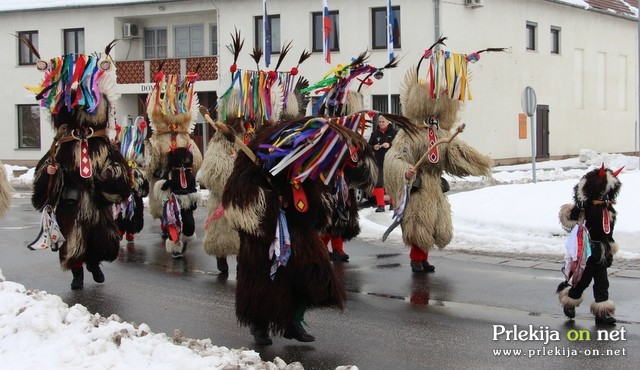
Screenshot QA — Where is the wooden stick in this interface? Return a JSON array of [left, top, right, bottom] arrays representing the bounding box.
[[198, 106, 259, 164], [413, 123, 465, 171]]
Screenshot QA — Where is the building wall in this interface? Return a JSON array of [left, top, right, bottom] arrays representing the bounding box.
[[1, 0, 637, 165]]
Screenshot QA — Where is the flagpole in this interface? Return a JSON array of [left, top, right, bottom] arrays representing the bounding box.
[[386, 0, 393, 113]]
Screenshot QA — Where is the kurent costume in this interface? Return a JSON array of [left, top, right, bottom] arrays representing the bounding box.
[[384, 39, 498, 273], [145, 69, 202, 258], [222, 112, 378, 345], [557, 165, 623, 325], [114, 119, 150, 242], [0, 162, 12, 219], [200, 31, 310, 273], [25, 39, 132, 289], [302, 53, 402, 262]]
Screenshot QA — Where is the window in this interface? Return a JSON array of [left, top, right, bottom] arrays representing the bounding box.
[[17, 105, 41, 149], [18, 31, 38, 65], [175, 25, 204, 57], [550, 26, 561, 54], [372, 94, 401, 115], [372, 6, 401, 50], [210, 24, 218, 55], [255, 15, 281, 53], [144, 28, 167, 59], [526, 22, 537, 51], [312, 11, 339, 52], [64, 28, 85, 54]]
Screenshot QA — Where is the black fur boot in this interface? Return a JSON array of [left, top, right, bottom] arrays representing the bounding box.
[[283, 321, 315, 342], [249, 322, 273, 345], [216, 257, 229, 273], [86, 263, 105, 283], [71, 268, 84, 290]]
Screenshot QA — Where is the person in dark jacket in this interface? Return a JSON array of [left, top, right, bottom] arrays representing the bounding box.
[[368, 114, 397, 212]]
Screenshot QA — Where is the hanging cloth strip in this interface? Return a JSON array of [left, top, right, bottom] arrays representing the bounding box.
[[269, 209, 292, 281], [27, 205, 66, 251], [162, 193, 183, 242], [570, 223, 592, 285]]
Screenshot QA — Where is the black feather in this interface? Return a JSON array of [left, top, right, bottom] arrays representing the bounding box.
[[230, 27, 244, 65], [297, 50, 312, 65], [16, 33, 41, 60], [250, 47, 263, 66], [293, 76, 310, 116], [104, 39, 118, 57], [274, 40, 292, 71], [382, 113, 420, 138], [477, 47, 507, 54]]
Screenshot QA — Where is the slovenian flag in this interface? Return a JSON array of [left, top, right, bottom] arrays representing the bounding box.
[[323, 0, 331, 64], [263, 0, 271, 67], [387, 0, 395, 62]]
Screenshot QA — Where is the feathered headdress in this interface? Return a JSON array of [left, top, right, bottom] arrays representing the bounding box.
[[302, 52, 399, 117], [20, 35, 119, 128], [416, 36, 505, 101], [218, 28, 312, 127]]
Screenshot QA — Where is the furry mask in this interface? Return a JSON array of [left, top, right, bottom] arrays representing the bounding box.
[[146, 71, 199, 134], [574, 164, 623, 204]]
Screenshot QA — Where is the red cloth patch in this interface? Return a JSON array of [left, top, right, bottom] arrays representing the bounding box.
[[292, 182, 308, 213]]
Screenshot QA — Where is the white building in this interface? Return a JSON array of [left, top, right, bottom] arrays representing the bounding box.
[[1, 0, 638, 166]]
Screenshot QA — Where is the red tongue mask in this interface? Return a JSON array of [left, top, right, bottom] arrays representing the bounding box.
[[602, 208, 611, 234], [79, 141, 92, 178], [180, 169, 187, 189]]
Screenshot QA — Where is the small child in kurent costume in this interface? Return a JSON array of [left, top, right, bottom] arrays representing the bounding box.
[[145, 68, 202, 258], [114, 119, 149, 242], [200, 30, 311, 273], [23, 38, 132, 289], [384, 38, 500, 273], [557, 165, 623, 325]]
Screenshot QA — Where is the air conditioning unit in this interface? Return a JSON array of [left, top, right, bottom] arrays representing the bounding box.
[[123, 23, 140, 38], [465, 0, 484, 8]]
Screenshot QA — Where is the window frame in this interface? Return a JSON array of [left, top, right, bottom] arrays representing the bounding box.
[[210, 24, 218, 56], [372, 94, 401, 115], [144, 27, 168, 59], [63, 28, 85, 54], [550, 26, 561, 54], [254, 14, 282, 54], [371, 6, 401, 51], [174, 24, 205, 58], [312, 10, 339, 52], [18, 30, 39, 65], [17, 104, 41, 149], [526, 21, 537, 51]]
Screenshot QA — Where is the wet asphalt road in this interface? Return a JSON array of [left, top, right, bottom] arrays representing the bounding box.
[[1, 191, 639, 369]]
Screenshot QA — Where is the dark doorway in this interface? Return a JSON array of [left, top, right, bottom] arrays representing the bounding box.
[[536, 104, 549, 159]]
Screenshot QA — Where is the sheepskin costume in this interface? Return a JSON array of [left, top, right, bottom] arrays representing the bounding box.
[[301, 53, 399, 259], [557, 165, 623, 323], [0, 162, 12, 219], [146, 71, 202, 221], [200, 32, 311, 270], [27, 41, 132, 278], [145, 70, 202, 255], [384, 45, 495, 261], [222, 116, 377, 342]]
